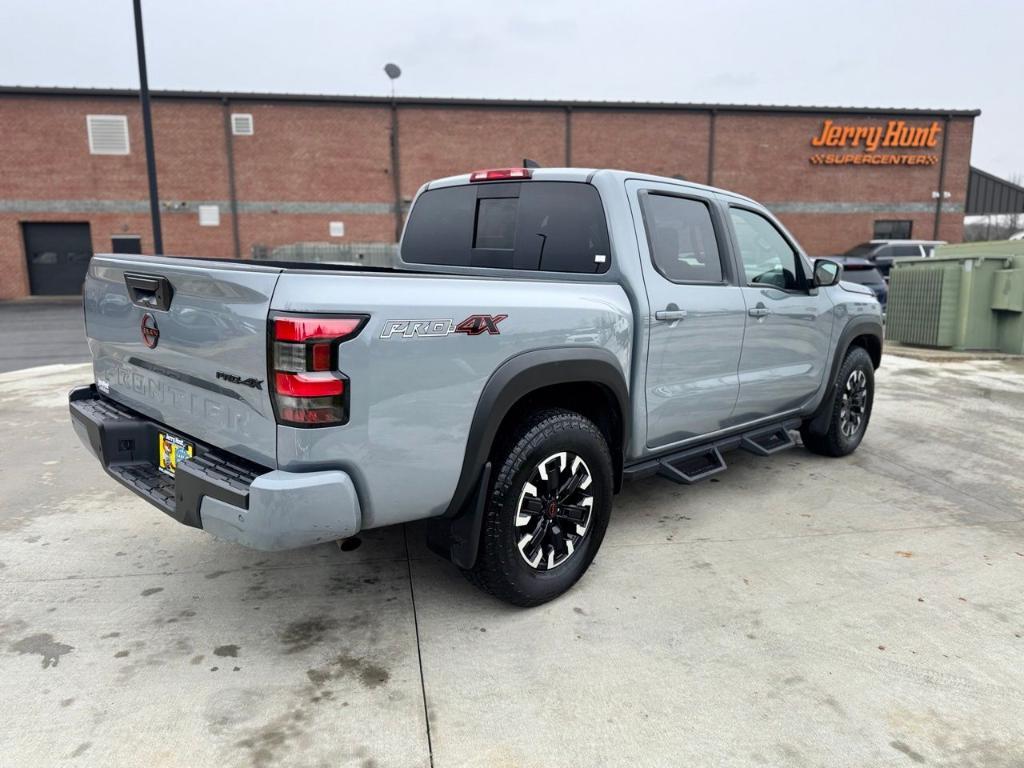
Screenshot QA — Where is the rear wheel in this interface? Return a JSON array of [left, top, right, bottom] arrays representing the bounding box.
[[464, 408, 613, 606], [801, 346, 874, 457]]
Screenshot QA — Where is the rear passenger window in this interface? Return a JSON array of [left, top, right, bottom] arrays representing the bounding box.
[[402, 181, 610, 273], [641, 193, 724, 283]]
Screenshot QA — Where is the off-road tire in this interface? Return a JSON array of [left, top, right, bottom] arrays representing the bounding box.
[[463, 408, 613, 607], [801, 346, 874, 457]]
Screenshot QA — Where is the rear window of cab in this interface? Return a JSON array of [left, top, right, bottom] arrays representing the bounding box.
[[401, 181, 611, 274]]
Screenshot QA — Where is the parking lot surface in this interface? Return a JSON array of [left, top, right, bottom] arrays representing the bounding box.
[[1, 354, 1023, 767], [0, 300, 89, 373]]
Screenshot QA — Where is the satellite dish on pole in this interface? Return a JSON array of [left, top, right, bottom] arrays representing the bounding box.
[[383, 63, 402, 100]]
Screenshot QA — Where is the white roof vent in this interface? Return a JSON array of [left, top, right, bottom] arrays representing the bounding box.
[[231, 113, 254, 136], [87, 115, 130, 155]]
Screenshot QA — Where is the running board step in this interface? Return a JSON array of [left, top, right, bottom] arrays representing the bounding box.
[[740, 426, 796, 456], [657, 446, 727, 485]]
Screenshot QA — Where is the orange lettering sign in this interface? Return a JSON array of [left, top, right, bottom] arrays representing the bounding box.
[[809, 119, 941, 167]]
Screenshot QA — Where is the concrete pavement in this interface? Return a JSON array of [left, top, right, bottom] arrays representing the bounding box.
[[1, 355, 1023, 767], [0, 300, 89, 373]]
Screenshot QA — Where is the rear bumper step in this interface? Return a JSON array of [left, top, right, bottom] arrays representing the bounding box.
[[69, 385, 361, 550]]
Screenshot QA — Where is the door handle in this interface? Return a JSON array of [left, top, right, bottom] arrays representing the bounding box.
[[655, 309, 688, 322], [748, 304, 770, 318], [125, 272, 174, 311]]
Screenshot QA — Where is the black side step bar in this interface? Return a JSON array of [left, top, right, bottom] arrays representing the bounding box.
[[624, 418, 802, 486], [658, 446, 727, 484], [740, 425, 796, 456]]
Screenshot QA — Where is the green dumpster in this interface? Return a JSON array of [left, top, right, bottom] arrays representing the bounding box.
[[886, 240, 1024, 354]]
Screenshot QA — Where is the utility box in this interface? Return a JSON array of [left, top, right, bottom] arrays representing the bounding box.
[[886, 241, 1024, 354]]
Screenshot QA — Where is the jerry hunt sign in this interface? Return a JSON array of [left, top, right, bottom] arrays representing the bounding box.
[[809, 119, 941, 167]]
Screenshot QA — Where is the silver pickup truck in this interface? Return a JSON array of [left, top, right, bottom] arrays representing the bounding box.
[[70, 167, 882, 605]]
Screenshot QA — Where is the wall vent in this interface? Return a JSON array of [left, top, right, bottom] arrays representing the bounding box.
[[198, 205, 221, 227], [231, 113, 254, 136], [87, 115, 130, 155]]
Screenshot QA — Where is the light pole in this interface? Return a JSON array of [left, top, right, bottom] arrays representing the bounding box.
[[385, 63, 402, 242], [133, 0, 163, 254]]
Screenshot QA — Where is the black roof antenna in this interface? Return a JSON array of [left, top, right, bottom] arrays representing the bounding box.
[[522, 158, 541, 169]]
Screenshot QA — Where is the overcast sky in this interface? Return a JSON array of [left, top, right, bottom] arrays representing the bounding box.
[[1, 0, 1021, 179]]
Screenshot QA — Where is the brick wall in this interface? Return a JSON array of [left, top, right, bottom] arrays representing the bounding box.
[[0, 92, 975, 299], [571, 109, 711, 182]]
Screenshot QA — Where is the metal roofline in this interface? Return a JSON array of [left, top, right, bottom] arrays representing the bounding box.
[[0, 85, 983, 117]]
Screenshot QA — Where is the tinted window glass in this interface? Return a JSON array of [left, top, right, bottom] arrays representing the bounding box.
[[892, 245, 922, 257], [873, 219, 913, 239], [729, 208, 801, 290], [839, 265, 885, 285], [402, 181, 610, 273], [842, 243, 878, 259], [401, 184, 476, 266], [475, 197, 517, 249], [642, 194, 723, 282]]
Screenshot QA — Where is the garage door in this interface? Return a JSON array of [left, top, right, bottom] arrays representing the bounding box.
[[22, 223, 93, 296]]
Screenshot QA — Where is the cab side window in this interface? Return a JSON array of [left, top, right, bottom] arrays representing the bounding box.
[[642, 193, 724, 283], [729, 208, 802, 291]]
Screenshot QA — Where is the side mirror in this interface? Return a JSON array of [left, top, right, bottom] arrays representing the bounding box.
[[813, 259, 841, 287]]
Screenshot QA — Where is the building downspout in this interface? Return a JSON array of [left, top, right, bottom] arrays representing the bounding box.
[[933, 114, 952, 240], [707, 109, 717, 186], [221, 98, 242, 259], [565, 106, 573, 166], [389, 100, 403, 243], [132, 0, 163, 254]]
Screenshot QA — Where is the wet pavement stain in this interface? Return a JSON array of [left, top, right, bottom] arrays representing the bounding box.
[[114, 650, 130, 658], [140, 587, 163, 597], [69, 742, 91, 759], [306, 654, 390, 689], [234, 707, 308, 768], [890, 740, 927, 763], [214, 644, 240, 658], [280, 616, 340, 654], [10, 633, 74, 668]]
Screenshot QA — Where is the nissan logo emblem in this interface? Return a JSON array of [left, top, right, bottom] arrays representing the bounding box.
[[141, 312, 160, 349]]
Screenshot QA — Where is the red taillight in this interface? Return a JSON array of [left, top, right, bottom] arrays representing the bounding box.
[[270, 314, 366, 427], [274, 316, 364, 342], [274, 372, 345, 398], [469, 168, 532, 182]]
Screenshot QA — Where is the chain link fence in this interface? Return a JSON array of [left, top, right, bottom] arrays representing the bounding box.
[[251, 241, 398, 268]]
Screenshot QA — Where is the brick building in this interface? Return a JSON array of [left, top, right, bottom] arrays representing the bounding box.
[[0, 86, 979, 299]]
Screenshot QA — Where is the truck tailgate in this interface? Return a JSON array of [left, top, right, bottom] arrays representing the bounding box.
[[83, 255, 282, 467]]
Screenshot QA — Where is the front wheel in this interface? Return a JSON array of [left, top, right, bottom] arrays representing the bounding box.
[[463, 409, 613, 607], [801, 346, 875, 457]]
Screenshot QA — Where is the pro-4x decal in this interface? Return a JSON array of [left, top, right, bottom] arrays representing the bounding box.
[[454, 314, 508, 336], [380, 314, 507, 339]]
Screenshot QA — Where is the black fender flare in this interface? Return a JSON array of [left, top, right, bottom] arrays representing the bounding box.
[[427, 346, 630, 568], [805, 314, 883, 434]]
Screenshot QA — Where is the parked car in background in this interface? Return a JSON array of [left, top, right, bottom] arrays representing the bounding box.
[[816, 257, 888, 310], [839, 239, 945, 278]]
